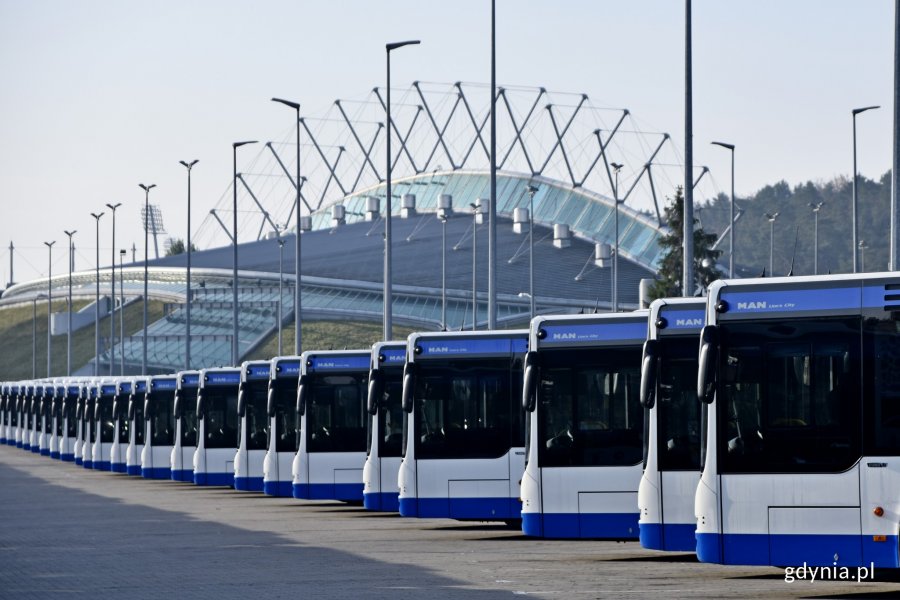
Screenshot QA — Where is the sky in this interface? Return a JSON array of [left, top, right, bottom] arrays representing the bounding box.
[[0, 0, 894, 285]]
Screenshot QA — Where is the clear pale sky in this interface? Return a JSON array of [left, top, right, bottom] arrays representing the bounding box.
[[0, 0, 893, 284]]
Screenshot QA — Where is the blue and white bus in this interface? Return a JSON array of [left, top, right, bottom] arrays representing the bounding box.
[[111, 380, 132, 473], [399, 330, 528, 521], [37, 384, 52, 456], [638, 298, 704, 551], [50, 384, 64, 459], [194, 368, 240, 487], [521, 313, 647, 538], [126, 379, 148, 476], [74, 384, 86, 465], [262, 357, 300, 497], [10, 384, 22, 448], [293, 350, 370, 501], [695, 272, 900, 568], [58, 384, 79, 462], [82, 383, 98, 468], [235, 361, 271, 492], [142, 375, 177, 479], [0, 384, 9, 445], [91, 381, 117, 471], [363, 341, 407, 511], [171, 371, 200, 482], [28, 384, 40, 453]]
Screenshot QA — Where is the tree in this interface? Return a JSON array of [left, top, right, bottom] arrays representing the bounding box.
[[650, 187, 722, 300], [165, 238, 198, 257]]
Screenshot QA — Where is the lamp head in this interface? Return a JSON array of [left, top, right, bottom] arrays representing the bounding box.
[[180, 159, 199, 168], [138, 183, 156, 192], [271, 97, 300, 110], [90, 212, 104, 221], [233, 140, 258, 149], [386, 40, 421, 52], [106, 202, 122, 211], [852, 105, 880, 116], [611, 162, 624, 172], [711, 141, 735, 151]]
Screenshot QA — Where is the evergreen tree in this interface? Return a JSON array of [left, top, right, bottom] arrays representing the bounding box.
[[651, 187, 722, 300], [165, 238, 197, 256]]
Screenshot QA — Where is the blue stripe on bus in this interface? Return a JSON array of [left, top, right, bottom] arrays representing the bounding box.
[[193, 471, 234, 487], [521, 512, 639, 539], [61, 453, 74, 462], [381, 348, 406, 364], [93, 461, 111, 471], [308, 355, 370, 371], [234, 476, 264, 492], [82, 460, 93, 469], [142, 467, 171, 479], [40, 448, 50, 457], [263, 480, 293, 497], [30, 446, 38, 454], [721, 287, 861, 315], [417, 338, 525, 357], [74, 457, 82, 465], [364, 491, 400, 512], [639, 523, 697, 552], [541, 322, 647, 345], [400, 497, 521, 520], [292, 482, 364, 501], [50, 451, 60, 460], [171, 469, 194, 482], [111, 463, 127, 474], [126, 465, 141, 476], [697, 532, 900, 568]]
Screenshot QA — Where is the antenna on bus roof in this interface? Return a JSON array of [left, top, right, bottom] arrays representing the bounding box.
[[787, 226, 800, 276], [760, 267, 767, 278]]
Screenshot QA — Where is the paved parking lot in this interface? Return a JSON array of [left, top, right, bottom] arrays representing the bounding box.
[[0, 448, 898, 599]]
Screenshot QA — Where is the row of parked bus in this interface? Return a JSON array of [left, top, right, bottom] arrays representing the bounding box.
[[2, 272, 899, 569]]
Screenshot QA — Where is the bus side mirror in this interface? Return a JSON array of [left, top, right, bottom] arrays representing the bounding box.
[[237, 383, 247, 418], [266, 387, 276, 418], [296, 375, 308, 417], [640, 340, 660, 409], [697, 325, 719, 405], [127, 402, 135, 421], [522, 351, 539, 412], [401, 362, 417, 413], [144, 398, 152, 421], [367, 370, 383, 416], [173, 393, 182, 419]]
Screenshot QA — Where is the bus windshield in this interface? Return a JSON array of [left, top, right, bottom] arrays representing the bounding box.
[[149, 391, 176, 446], [656, 337, 701, 471], [132, 394, 145, 445], [538, 348, 642, 467], [202, 387, 238, 449], [114, 395, 130, 444], [717, 317, 860, 473], [413, 358, 523, 460], [371, 369, 404, 458], [87, 399, 97, 443], [242, 381, 269, 451], [269, 380, 298, 453], [307, 373, 367, 453], [178, 388, 198, 447], [97, 398, 115, 443]]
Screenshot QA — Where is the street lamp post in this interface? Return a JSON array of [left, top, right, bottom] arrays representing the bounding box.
[[43, 241, 55, 377], [711, 141, 736, 277], [119, 249, 126, 375], [179, 159, 198, 370], [438, 209, 449, 330], [860, 240, 869, 273], [765, 212, 779, 276], [611, 163, 624, 312], [852, 105, 880, 273], [384, 40, 421, 342], [271, 97, 303, 355], [277, 234, 285, 355], [90, 212, 104, 376], [469, 202, 479, 330], [138, 184, 155, 375], [809, 202, 825, 275], [32, 295, 42, 379], [63, 230, 76, 376], [105, 202, 121, 375], [527, 185, 539, 320], [232, 141, 257, 366]]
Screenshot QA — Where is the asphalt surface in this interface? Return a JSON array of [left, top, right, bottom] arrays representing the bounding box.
[[1, 447, 898, 599]]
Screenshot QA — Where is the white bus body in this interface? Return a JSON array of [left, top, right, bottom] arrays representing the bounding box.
[[37, 385, 52, 457], [262, 357, 300, 497], [171, 371, 200, 482], [50, 384, 64, 459], [521, 313, 647, 538], [74, 385, 86, 465], [142, 375, 177, 479], [399, 330, 528, 521], [235, 361, 271, 492], [696, 272, 900, 568], [91, 382, 117, 471], [293, 350, 370, 502], [194, 368, 240, 487], [111, 380, 132, 473], [126, 379, 148, 476], [362, 342, 406, 512], [638, 298, 704, 551], [81, 384, 97, 469]]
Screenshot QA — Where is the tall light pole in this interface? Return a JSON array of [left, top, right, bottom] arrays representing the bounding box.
[[43, 241, 55, 377], [852, 105, 879, 273], [271, 98, 303, 355], [119, 249, 126, 375], [105, 202, 121, 375], [469, 202, 479, 330], [893, 0, 900, 270], [90, 212, 104, 376], [384, 40, 420, 342], [488, 0, 498, 330], [860, 239, 869, 273], [179, 159, 198, 370], [63, 230, 76, 376], [711, 141, 736, 277], [683, 0, 695, 297], [527, 185, 539, 320], [277, 234, 285, 356], [232, 141, 257, 366], [611, 163, 624, 312], [32, 295, 43, 379], [809, 202, 825, 275], [765, 212, 779, 276], [438, 208, 449, 330], [138, 184, 154, 375]]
